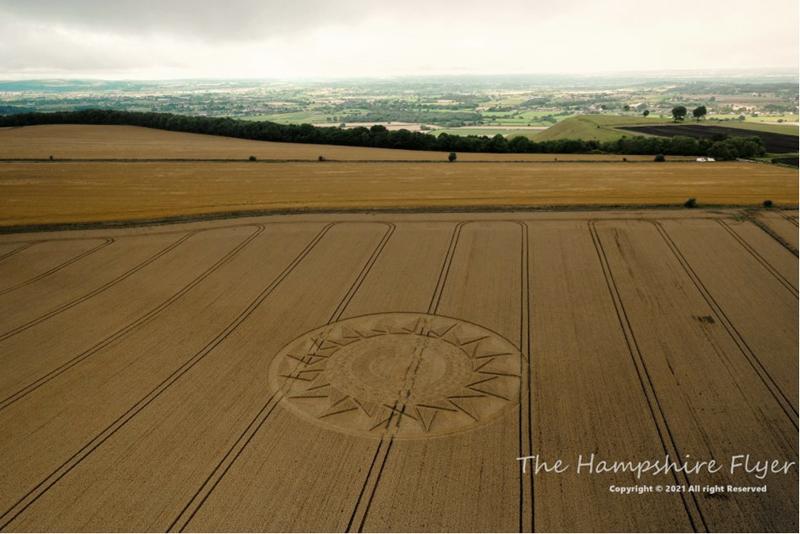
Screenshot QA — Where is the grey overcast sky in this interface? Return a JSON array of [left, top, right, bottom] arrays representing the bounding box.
[[0, 0, 797, 79]]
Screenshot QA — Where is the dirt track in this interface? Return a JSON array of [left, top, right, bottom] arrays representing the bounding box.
[[0, 209, 796, 532]]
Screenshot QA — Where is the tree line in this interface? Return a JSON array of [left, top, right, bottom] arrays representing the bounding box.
[[0, 110, 765, 159]]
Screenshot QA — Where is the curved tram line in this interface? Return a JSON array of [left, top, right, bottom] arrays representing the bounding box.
[[169, 222, 396, 532], [0, 225, 265, 411], [0, 214, 795, 531], [0, 243, 33, 265], [0, 232, 194, 342], [0, 222, 344, 529], [653, 221, 798, 425], [716, 219, 797, 297], [344, 222, 460, 533], [588, 221, 707, 532], [0, 238, 114, 297], [342, 220, 532, 533]]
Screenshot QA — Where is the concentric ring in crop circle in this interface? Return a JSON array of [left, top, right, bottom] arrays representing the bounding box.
[[268, 312, 523, 439]]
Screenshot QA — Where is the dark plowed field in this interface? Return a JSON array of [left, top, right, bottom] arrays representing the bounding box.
[[619, 124, 799, 153]]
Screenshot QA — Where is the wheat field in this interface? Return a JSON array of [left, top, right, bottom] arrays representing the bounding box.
[[0, 209, 796, 531]]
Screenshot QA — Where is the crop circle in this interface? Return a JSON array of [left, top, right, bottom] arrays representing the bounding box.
[[269, 312, 522, 439]]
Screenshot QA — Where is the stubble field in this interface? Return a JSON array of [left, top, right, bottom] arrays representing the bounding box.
[[0, 125, 692, 162], [0, 209, 796, 532], [1, 159, 796, 228], [0, 125, 796, 229]]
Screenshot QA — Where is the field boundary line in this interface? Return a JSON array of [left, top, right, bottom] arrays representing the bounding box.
[[716, 219, 798, 297], [0, 225, 264, 411], [0, 223, 334, 530], [0, 238, 113, 297], [653, 221, 798, 425], [169, 223, 395, 532], [518, 221, 533, 533], [589, 221, 707, 532], [0, 157, 702, 164], [0, 232, 194, 342], [0, 208, 780, 236], [0, 216, 688, 247], [0, 220, 330, 245], [348, 222, 464, 533]]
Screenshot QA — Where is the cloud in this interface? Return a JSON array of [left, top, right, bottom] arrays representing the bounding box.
[[0, 0, 796, 78], [0, 1, 373, 42]]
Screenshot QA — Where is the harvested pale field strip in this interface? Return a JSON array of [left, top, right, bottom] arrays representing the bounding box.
[[594, 220, 797, 532], [181, 223, 457, 531], [0, 232, 191, 341], [0, 224, 329, 520], [755, 211, 799, 252], [0, 233, 190, 334], [0, 238, 110, 291], [0, 225, 260, 399], [0, 125, 691, 162], [1, 162, 797, 228], [721, 218, 799, 289], [661, 219, 798, 409], [528, 221, 692, 532], [2, 223, 391, 531]]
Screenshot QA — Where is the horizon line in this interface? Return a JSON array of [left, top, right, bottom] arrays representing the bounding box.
[[0, 67, 799, 84]]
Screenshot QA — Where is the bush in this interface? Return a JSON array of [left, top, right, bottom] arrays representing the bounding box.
[[707, 136, 765, 160], [654, 154, 666, 162], [708, 141, 736, 161], [248, 155, 256, 161], [448, 152, 457, 162], [763, 200, 774, 208], [684, 198, 697, 208]]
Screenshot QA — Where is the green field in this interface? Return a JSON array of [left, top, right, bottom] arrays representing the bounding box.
[[480, 110, 571, 126], [710, 113, 799, 123], [241, 111, 328, 124], [429, 127, 548, 138], [532, 116, 638, 142]]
